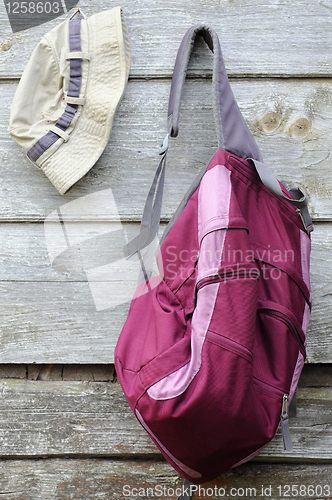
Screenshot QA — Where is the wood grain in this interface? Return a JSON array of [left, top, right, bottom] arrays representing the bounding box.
[[0, 460, 331, 499], [0, 220, 330, 363], [0, 281, 131, 364], [1, 78, 332, 221], [0, 0, 330, 488], [0, 381, 330, 461], [1, 0, 332, 78]]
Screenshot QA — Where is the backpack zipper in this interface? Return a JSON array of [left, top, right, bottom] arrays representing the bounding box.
[[254, 380, 293, 452], [196, 268, 259, 292], [195, 269, 259, 308], [280, 394, 293, 451], [262, 309, 306, 358], [206, 330, 253, 363]]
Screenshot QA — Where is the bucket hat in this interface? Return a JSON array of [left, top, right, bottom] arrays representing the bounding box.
[[9, 7, 130, 194]]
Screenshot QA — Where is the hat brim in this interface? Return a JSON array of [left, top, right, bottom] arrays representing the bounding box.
[[40, 8, 130, 194]]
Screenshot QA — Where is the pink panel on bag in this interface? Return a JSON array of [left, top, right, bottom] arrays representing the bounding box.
[[147, 165, 232, 400], [300, 230, 311, 291], [135, 409, 202, 478], [147, 282, 220, 399], [197, 164, 232, 282], [198, 165, 232, 240], [300, 230, 311, 338], [288, 233, 311, 405], [289, 351, 305, 402], [197, 230, 227, 282], [231, 445, 266, 469], [302, 302, 311, 338]]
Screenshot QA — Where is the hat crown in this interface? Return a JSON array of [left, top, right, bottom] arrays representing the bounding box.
[[9, 7, 130, 195]]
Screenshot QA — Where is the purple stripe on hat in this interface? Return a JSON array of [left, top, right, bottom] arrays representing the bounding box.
[[56, 105, 77, 130], [68, 19, 82, 99], [27, 19, 83, 163], [27, 131, 60, 161], [69, 18, 81, 51]]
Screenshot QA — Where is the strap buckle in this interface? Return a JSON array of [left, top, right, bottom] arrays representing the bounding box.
[[159, 133, 169, 155], [296, 207, 314, 234]]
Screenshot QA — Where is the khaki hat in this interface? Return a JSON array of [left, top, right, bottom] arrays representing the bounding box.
[[9, 7, 130, 195]]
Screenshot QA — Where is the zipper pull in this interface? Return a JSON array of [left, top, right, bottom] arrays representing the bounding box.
[[281, 394, 293, 451]]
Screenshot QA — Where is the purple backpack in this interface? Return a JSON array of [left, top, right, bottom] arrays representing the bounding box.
[[115, 25, 313, 490]]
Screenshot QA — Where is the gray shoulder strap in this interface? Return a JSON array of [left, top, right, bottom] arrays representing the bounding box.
[[167, 24, 262, 162], [249, 158, 313, 233]]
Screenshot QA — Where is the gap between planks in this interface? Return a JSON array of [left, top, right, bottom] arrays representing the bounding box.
[[0, 364, 116, 382], [0, 363, 331, 386], [3, 75, 332, 84]]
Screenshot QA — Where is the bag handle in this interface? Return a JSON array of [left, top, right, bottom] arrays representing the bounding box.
[[167, 25, 313, 234], [167, 24, 263, 162], [124, 25, 313, 260]]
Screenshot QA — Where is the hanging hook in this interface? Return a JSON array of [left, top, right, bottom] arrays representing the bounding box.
[[69, 8, 87, 20]]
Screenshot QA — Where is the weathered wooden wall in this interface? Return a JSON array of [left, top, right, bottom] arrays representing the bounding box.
[[0, 0, 331, 497]]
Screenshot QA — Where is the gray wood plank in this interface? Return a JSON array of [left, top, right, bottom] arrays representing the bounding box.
[[0, 281, 130, 364], [0, 381, 330, 462], [0, 221, 330, 364], [1, 0, 332, 78], [1, 78, 332, 221], [259, 387, 332, 460], [308, 223, 332, 364], [0, 459, 331, 500]]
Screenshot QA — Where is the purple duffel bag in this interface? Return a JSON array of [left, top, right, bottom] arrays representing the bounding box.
[[115, 24, 313, 491]]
